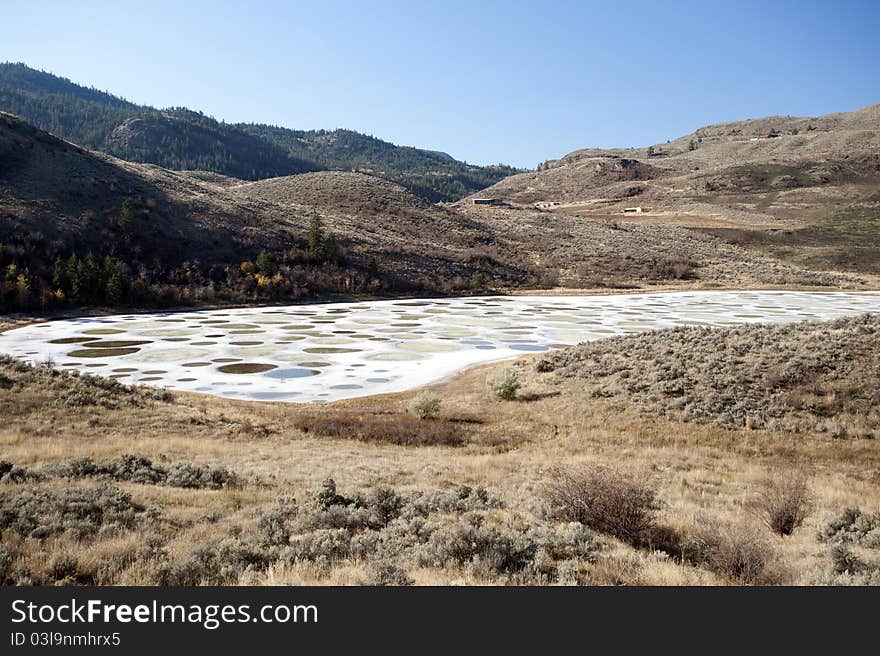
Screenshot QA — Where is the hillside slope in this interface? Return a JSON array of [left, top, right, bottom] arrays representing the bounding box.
[[228, 171, 532, 283], [0, 113, 531, 310], [0, 107, 871, 312], [536, 313, 880, 437], [0, 112, 281, 266], [470, 105, 880, 277], [477, 104, 880, 214], [240, 125, 519, 202], [0, 62, 518, 201]]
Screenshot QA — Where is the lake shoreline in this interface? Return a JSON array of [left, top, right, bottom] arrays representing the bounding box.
[[3, 281, 878, 334], [3, 290, 879, 405]]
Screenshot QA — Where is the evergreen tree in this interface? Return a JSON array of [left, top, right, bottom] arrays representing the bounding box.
[[105, 269, 124, 304], [52, 257, 67, 291], [367, 258, 380, 280], [118, 199, 135, 236], [308, 214, 325, 257], [67, 254, 82, 299], [324, 234, 340, 264], [255, 250, 274, 275], [78, 253, 100, 302]]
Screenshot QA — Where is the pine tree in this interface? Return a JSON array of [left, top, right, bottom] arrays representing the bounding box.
[[367, 258, 380, 280], [118, 199, 135, 236], [308, 214, 325, 257], [324, 234, 339, 264], [255, 250, 274, 275], [52, 257, 67, 291], [66, 254, 82, 299], [78, 252, 100, 302], [105, 269, 124, 304]]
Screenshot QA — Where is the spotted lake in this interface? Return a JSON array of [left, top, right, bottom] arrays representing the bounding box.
[[2, 291, 879, 403]]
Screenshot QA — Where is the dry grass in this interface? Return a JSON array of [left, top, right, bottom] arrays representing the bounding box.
[[537, 314, 880, 435], [1, 314, 879, 585], [291, 409, 467, 447], [469, 105, 880, 234]]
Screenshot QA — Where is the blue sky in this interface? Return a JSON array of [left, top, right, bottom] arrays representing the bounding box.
[[2, 0, 878, 167]]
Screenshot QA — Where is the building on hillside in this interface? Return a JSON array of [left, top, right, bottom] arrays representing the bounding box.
[[472, 198, 499, 205]]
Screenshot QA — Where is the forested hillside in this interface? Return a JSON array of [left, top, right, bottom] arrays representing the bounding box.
[[242, 124, 519, 202], [0, 63, 519, 200]]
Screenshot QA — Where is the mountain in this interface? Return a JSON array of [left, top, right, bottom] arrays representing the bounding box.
[[107, 111, 316, 180], [467, 104, 880, 276], [0, 112, 531, 310], [0, 62, 519, 201], [238, 124, 517, 202], [2, 111, 860, 313], [474, 104, 880, 211]]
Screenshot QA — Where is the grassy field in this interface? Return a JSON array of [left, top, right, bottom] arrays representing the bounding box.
[[701, 209, 880, 277], [1, 314, 878, 586]]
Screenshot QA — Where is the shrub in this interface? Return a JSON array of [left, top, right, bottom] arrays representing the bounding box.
[[284, 529, 352, 563], [407, 392, 441, 420], [350, 516, 435, 562], [752, 472, 811, 536], [313, 478, 357, 510], [644, 258, 695, 281], [488, 368, 520, 401], [57, 456, 100, 478], [0, 463, 42, 483], [368, 487, 404, 528], [152, 539, 268, 586], [165, 463, 238, 490], [295, 504, 373, 533], [830, 544, 869, 575], [112, 454, 165, 485], [405, 485, 504, 517], [152, 548, 220, 586], [38, 454, 240, 490], [419, 515, 536, 576], [531, 522, 599, 561], [47, 554, 82, 584], [256, 496, 299, 548], [820, 508, 880, 547], [687, 524, 773, 584], [361, 561, 414, 586], [0, 544, 14, 584], [214, 538, 269, 579], [0, 485, 145, 540], [541, 465, 658, 545]]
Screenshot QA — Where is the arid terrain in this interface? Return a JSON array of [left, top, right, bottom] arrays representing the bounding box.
[[467, 104, 880, 284], [1, 313, 879, 586], [3, 105, 880, 316], [1, 97, 879, 586]]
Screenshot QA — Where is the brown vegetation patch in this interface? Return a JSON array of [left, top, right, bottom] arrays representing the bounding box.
[[537, 314, 880, 434], [292, 410, 468, 447]]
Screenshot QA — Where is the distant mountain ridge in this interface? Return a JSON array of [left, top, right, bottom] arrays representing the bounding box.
[[471, 103, 880, 224], [0, 62, 520, 201]]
